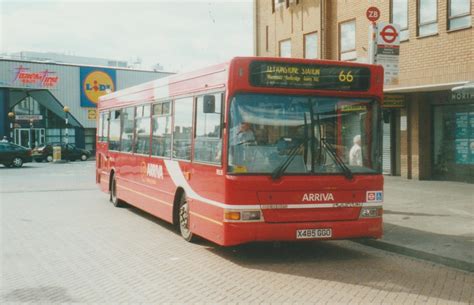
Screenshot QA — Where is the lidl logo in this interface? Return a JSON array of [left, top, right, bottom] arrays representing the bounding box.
[[83, 71, 114, 104], [80, 67, 116, 108]]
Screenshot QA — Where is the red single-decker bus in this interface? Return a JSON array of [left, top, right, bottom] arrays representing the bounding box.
[[96, 57, 384, 246]]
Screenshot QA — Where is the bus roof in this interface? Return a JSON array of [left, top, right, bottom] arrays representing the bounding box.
[[99, 57, 383, 110]]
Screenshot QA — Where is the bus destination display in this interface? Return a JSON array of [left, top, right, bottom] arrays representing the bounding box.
[[249, 61, 371, 91]]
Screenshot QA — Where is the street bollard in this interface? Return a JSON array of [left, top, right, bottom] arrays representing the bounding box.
[[53, 146, 62, 162]]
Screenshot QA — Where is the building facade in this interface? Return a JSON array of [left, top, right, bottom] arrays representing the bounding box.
[[254, 0, 474, 183], [0, 59, 172, 152]]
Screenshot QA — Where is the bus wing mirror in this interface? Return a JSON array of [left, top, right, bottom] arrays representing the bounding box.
[[203, 95, 216, 113]]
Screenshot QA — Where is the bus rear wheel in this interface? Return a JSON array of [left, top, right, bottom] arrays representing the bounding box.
[[178, 193, 197, 242], [110, 175, 125, 207]]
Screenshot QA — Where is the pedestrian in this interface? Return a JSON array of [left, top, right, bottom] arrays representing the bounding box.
[[349, 134, 362, 166], [1, 136, 8, 143]]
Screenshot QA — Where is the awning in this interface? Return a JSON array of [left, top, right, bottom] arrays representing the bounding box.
[[384, 81, 469, 93], [9, 89, 83, 128]]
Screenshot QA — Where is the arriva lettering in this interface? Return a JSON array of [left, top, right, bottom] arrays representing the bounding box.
[[147, 163, 164, 179], [302, 193, 335, 202]]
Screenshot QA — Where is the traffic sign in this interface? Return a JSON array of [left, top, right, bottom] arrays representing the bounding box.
[[380, 24, 398, 44], [366, 6, 380, 22]]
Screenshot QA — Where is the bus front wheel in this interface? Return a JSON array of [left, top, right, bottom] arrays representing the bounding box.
[[110, 175, 125, 208], [178, 193, 197, 242]]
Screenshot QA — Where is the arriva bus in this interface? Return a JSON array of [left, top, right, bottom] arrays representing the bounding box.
[[96, 57, 384, 246]]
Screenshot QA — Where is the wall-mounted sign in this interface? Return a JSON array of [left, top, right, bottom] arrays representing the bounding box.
[[249, 61, 371, 91], [87, 109, 97, 120], [450, 91, 474, 103], [15, 114, 43, 121], [383, 94, 405, 108], [80, 67, 116, 108], [12, 66, 59, 88]]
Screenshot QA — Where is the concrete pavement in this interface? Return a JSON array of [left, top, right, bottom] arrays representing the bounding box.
[[359, 176, 474, 272]]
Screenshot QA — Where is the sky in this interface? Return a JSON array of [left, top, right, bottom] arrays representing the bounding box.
[[0, 0, 254, 72]]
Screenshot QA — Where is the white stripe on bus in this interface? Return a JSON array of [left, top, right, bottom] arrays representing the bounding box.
[[163, 160, 382, 210]]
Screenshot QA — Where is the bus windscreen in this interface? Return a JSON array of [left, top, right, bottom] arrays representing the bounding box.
[[249, 61, 371, 91]]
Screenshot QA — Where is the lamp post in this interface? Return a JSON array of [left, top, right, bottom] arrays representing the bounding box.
[[63, 106, 70, 145], [7, 112, 15, 142], [29, 119, 34, 148]]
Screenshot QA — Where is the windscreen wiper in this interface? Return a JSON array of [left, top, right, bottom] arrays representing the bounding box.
[[321, 138, 353, 180], [271, 141, 303, 180], [271, 116, 310, 181]]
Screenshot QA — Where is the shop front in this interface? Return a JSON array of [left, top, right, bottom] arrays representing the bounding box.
[[432, 91, 474, 183]]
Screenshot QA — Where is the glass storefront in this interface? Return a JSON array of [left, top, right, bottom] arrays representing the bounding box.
[[11, 95, 78, 148], [433, 103, 474, 183]]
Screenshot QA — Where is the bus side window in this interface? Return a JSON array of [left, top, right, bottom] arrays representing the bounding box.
[[104, 112, 110, 143], [109, 110, 121, 151], [151, 102, 172, 158], [194, 93, 223, 164], [120, 107, 135, 153], [134, 105, 151, 155], [98, 112, 104, 142], [172, 98, 193, 160]]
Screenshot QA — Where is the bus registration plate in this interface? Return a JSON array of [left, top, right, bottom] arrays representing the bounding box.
[[296, 228, 332, 239]]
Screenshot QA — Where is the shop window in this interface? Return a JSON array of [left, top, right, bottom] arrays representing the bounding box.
[[109, 110, 121, 151], [391, 0, 409, 41], [433, 105, 474, 183], [448, 0, 471, 30], [151, 101, 172, 158], [279, 39, 291, 58], [339, 20, 356, 61], [194, 93, 223, 164], [134, 105, 151, 155], [418, 0, 438, 36], [173, 98, 193, 160], [120, 107, 135, 152]]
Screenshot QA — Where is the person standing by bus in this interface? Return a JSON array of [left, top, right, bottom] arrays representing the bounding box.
[[349, 134, 362, 166]]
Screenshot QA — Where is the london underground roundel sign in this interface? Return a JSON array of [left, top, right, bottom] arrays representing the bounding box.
[[380, 24, 398, 44], [366, 6, 380, 22]]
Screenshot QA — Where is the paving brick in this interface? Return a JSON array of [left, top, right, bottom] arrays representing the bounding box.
[[1, 162, 473, 304]]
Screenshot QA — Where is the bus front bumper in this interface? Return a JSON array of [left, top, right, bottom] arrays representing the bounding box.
[[221, 218, 382, 246]]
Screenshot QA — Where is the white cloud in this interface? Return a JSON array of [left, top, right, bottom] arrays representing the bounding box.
[[1, 0, 253, 72]]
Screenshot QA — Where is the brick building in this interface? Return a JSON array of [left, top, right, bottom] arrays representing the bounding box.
[[253, 0, 473, 183]]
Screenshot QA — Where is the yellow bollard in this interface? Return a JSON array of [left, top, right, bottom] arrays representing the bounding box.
[[53, 146, 62, 162]]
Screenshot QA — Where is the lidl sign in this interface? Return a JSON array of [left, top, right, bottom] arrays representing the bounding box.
[[80, 67, 116, 107]]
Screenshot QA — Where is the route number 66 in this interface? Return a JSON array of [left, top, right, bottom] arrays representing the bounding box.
[[338, 70, 354, 83]]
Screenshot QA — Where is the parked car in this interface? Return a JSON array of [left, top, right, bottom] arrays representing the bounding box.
[[32, 143, 91, 162], [0, 142, 32, 168]]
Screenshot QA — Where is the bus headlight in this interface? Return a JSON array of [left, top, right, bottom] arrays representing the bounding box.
[[359, 207, 383, 218], [241, 210, 261, 221], [224, 210, 262, 222]]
